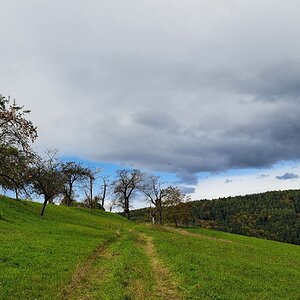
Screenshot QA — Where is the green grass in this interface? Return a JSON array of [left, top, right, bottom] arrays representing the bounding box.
[[145, 226, 300, 299], [69, 232, 155, 300], [0, 196, 130, 299], [1, 196, 300, 299]]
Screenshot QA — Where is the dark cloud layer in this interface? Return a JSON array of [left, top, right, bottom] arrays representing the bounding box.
[[276, 173, 299, 180], [1, 1, 300, 184]]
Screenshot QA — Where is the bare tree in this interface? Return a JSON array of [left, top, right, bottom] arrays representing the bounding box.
[[141, 174, 167, 224], [112, 169, 143, 219], [29, 150, 66, 216], [82, 168, 100, 212], [61, 162, 90, 206], [99, 175, 109, 211]]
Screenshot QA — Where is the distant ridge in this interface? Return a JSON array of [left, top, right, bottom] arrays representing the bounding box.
[[131, 189, 300, 245]]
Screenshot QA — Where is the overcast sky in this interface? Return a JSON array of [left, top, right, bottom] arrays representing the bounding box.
[[1, 1, 300, 202]]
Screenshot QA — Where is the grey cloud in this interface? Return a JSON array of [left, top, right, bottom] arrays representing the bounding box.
[[178, 186, 196, 194], [258, 174, 269, 179], [225, 179, 233, 184], [276, 173, 299, 180], [2, 1, 300, 183]]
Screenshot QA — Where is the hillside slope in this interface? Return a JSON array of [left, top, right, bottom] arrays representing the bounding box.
[[0, 196, 300, 299], [131, 189, 300, 245]]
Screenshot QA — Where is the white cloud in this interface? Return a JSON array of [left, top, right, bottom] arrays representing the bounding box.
[[193, 163, 300, 200]]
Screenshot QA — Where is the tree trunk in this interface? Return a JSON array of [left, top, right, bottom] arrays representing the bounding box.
[[101, 180, 107, 211], [66, 195, 70, 206], [125, 197, 130, 219], [40, 196, 49, 216], [89, 176, 93, 212], [15, 188, 19, 200], [124, 207, 130, 220]]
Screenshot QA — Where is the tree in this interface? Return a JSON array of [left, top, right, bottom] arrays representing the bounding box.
[[29, 150, 66, 216], [163, 186, 185, 227], [82, 168, 100, 212], [141, 174, 167, 224], [61, 162, 90, 206], [113, 169, 143, 219], [0, 95, 37, 199], [176, 198, 194, 226], [0, 145, 32, 199], [0, 94, 37, 151], [99, 176, 109, 211]]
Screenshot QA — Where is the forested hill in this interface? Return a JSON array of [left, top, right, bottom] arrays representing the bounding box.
[[131, 189, 300, 245]]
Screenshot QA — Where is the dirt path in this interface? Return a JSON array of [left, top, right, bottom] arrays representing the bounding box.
[[59, 238, 116, 300], [139, 233, 182, 300], [163, 226, 232, 243], [59, 232, 183, 300]]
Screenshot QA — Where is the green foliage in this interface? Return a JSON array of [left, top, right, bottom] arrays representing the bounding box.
[[132, 189, 300, 245], [0, 145, 32, 198], [0, 94, 37, 151], [190, 189, 300, 245]]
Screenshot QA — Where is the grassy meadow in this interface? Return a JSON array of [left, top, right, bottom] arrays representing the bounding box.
[[0, 196, 300, 299]]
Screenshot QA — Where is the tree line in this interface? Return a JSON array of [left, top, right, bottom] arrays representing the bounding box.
[[131, 189, 300, 245], [0, 95, 191, 221]]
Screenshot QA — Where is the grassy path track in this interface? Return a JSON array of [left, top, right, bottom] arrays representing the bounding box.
[[63, 229, 156, 300], [139, 233, 182, 300], [63, 230, 183, 300], [60, 237, 118, 299], [163, 226, 232, 243]]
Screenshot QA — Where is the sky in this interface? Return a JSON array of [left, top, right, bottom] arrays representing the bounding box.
[[1, 1, 300, 208]]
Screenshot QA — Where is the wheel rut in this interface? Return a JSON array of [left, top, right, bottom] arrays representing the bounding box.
[[139, 233, 182, 300], [59, 237, 117, 299]]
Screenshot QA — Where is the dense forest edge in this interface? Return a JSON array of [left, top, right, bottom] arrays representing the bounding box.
[[130, 189, 300, 245]]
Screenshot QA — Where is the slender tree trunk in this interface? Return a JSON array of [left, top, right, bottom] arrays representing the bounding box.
[[101, 187, 106, 211], [40, 196, 49, 216], [101, 178, 107, 211], [67, 193, 73, 206], [15, 188, 19, 200], [90, 177, 93, 212], [67, 183, 73, 206], [124, 197, 130, 219], [175, 219, 178, 227]]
